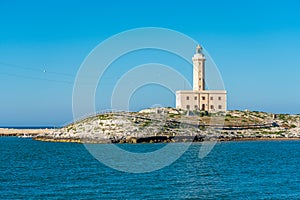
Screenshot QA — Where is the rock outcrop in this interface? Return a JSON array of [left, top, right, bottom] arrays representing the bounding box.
[[34, 108, 300, 143]]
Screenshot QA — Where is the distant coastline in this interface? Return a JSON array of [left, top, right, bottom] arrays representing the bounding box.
[[0, 126, 57, 129], [0, 128, 53, 137]]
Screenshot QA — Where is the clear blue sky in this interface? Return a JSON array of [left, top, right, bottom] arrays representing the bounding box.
[[1, 0, 300, 126]]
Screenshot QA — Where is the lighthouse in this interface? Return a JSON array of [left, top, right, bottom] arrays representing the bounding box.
[[176, 45, 227, 112]]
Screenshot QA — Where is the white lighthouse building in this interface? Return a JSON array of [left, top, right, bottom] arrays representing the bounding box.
[[176, 45, 227, 112]]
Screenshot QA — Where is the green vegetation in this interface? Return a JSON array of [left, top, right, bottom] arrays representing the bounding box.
[[260, 131, 285, 135], [278, 114, 287, 120], [141, 121, 151, 127], [98, 114, 111, 120], [169, 113, 179, 118], [291, 124, 297, 128], [66, 126, 76, 132]]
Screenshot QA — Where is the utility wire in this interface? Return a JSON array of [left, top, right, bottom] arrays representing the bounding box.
[[0, 61, 75, 77], [0, 71, 74, 85], [0, 60, 122, 86]]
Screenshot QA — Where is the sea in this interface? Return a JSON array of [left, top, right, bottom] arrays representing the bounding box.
[[0, 137, 299, 199]]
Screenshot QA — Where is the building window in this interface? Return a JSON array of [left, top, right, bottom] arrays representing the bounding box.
[[202, 96, 205, 100], [186, 96, 189, 100], [186, 105, 190, 110], [194, 96, 197, 100], [210, 105, 214, 110], [194, 105, 198, 110], [218, 96, 222, 100], [218, 105, 222, 109], [210, 97, 213, 100]]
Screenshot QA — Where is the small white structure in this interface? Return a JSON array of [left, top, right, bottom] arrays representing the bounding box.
[[176, 45, 227, 112]]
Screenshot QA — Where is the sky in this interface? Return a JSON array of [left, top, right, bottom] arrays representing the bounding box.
[[0, 0, 300, 126]]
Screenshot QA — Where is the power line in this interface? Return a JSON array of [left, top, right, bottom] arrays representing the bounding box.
[[0, 61, 75, 77], [0, 72, 74, 85], [0, 60, 123, 86]]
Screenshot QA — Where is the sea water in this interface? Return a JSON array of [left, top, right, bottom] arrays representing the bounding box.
[[0, 137, 299, 199]]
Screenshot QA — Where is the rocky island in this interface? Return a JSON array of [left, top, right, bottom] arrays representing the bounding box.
[[34, 108, 300, 143]]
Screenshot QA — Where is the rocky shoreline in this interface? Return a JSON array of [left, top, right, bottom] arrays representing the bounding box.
[[32, 108, 300, 143], [34, 136, 300, 144]]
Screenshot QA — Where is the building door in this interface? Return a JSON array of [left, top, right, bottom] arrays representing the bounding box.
[[201, 104, 205, 111]]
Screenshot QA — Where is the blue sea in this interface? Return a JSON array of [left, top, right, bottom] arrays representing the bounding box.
[[0, 137, 299, 199]]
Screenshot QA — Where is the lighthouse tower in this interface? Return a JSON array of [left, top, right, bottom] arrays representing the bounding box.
[[192, 45, 206, 91], [176, 45, 226, 112]]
